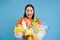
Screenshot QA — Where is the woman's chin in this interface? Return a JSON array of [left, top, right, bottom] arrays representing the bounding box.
[[27, 16, 32, 18]]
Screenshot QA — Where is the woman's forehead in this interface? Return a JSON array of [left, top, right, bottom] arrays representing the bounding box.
[[26, 7, 33, 10]]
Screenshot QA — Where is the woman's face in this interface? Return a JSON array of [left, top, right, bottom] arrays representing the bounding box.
[[25, 6, 34, 18]]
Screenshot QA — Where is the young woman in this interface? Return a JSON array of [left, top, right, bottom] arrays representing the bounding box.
[[14, 4, 46, 40]]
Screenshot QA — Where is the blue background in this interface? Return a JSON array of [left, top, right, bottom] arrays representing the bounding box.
[[0, 0, 60, 40]]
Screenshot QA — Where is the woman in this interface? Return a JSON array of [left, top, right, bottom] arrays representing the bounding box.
[[14, 4, 46, 40]]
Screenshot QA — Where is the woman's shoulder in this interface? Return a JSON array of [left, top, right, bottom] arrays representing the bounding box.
[[34, 17, 41, 24], [18, 17, 24, 20], [33, 17, 40, 20]]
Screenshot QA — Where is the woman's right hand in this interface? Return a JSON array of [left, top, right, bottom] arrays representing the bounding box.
[[14, 32, 24, 38]]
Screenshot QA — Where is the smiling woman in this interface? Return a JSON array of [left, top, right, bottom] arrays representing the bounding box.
[[0, 0, 59, 40], [14, 4, 46, 40], [24, 4, 34, 19]]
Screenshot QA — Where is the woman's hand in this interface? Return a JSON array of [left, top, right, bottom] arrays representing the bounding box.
[[14, 32, 24, 38], [32, 25, 46, 40]]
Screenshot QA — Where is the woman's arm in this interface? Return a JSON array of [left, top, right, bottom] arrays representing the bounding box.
[[16, 18, 23, 26], [14, 18, 24, 38], [36, 18, 41, 25]]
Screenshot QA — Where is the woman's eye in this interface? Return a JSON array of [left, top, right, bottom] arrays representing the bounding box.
[[31, 10, 32, 12], [26, 9, 29, 12], [26, 9, 33, 13]]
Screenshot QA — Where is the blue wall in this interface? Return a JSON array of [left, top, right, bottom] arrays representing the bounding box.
[[0, 0, 60, 40]]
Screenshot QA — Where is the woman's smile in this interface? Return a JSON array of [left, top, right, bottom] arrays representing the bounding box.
[[26, 7, 34, 18]]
